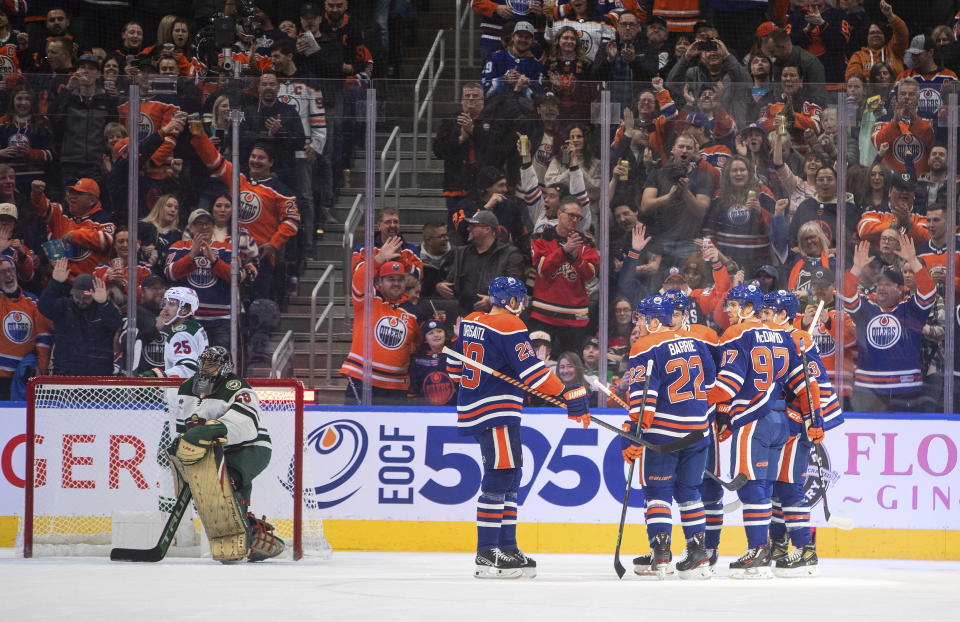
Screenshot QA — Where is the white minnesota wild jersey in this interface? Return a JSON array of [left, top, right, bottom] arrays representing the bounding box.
[[174, 374, 271, 450], [163, 319, 209, 378]]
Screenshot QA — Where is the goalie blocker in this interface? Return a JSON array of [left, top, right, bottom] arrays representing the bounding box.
[[169, 345, 284, 562]]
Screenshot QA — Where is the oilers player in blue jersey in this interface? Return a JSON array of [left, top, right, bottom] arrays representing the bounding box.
[[706, 282, 814, 578], [447, 277, 590, 579], [621, 294, 717, 580], [760, 289, 844, 577]]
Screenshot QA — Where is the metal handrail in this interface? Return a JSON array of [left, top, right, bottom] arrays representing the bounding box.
[[341, 192, 364, 254], [454, 0, 476, 94], [380, 125, 401, 209], [270, 329, 295, 378], [308, 264, 336, 386], [412, 30, 445, 187]]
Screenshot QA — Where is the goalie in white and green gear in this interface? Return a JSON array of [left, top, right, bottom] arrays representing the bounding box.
[[142, 286, 209, 378], [170, 346, 283, 562]]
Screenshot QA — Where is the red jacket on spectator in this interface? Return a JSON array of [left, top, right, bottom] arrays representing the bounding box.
[[530, 225, 600, 328]]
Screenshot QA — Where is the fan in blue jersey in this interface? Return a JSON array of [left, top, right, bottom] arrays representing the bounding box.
[[706, 282, 813, 579], [622, 294, 717, 580], [447, 276, 590, 579], [760, 289, 844, 577]]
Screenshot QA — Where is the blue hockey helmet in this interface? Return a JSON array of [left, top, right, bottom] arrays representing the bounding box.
[[762, 289, 799, 319], [488, 276, 528, 311], [642, 294, 675, 326], [726, 282, 764, 313], [663, 288, 690, 311]]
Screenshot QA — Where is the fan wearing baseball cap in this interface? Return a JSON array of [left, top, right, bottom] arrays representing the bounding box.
[[480, 20, 544, 99], [339, 254, 421, 405], [30, 178, 115, 279]]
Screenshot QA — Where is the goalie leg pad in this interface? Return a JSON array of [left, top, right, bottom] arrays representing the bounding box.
[[169, 441, 249, 562], [247, 515, 285, 562]]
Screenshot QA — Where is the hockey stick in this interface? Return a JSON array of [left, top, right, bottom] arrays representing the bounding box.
[[587, 377, 745, 490], [798, 337, 855, 530], [613, 360, 652, 579], [443, 347, 703, 452], [110, 484, 192, 562]]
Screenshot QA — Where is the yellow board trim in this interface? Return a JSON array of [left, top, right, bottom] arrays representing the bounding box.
[[3, 517, 958, 560]]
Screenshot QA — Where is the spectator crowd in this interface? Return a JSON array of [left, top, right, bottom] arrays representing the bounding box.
[[353, 0, 960, 414], [0, 0, 428, 397]]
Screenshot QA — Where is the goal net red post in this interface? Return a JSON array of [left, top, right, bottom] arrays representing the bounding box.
[[19, 376, 332, 560]]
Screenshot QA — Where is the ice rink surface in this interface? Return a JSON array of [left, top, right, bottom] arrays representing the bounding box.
[[3, 550, 959, 621]]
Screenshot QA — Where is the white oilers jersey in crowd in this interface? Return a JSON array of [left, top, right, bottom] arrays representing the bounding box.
[[277, 77, 327, 157], [163, 319, 209, 379], [174, 374, 270, 450]]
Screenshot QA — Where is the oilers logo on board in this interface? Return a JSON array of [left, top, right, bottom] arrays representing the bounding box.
[[375, 315, 408, 350], [187, 256, 216, 289], [3, 311, 32, 343], [282, 419, 368, 509], [238, 190, 261, 223], [892, 133, 925, 166], [866, 314, 901, 349]]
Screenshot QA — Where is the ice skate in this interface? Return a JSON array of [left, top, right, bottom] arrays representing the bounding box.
[[503, 548, 537, 578], [773, 543, 819, 578], [474, 548, 522, 579], [728, 544, 773, 579], [675, 533, 712, 580]]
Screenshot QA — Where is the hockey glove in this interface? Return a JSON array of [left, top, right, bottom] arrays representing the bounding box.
[[715, 404, 732, 442], [139, 368, 165, 378], [182, 419, 228, 445], [620, 420, 643, 463], [807, 425, 825, 444], [563, 383, 591, 428]]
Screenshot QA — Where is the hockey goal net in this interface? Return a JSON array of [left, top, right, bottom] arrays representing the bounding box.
[[18, 376, 331, 560]]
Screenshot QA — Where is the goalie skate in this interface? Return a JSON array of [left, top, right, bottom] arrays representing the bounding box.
[[247, 514, 285, 562], [169, 439, 248, 563]]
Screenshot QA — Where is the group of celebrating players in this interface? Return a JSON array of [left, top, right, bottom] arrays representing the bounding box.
[[450, 275, 844, 580]]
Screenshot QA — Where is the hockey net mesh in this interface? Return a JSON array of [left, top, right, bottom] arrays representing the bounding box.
[[18, 378, 332, 560]]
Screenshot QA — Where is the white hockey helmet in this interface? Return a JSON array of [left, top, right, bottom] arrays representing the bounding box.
[[162, 286, 199, 324]]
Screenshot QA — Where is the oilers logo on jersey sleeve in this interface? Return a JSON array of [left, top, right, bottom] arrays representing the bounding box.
[[866, 314, 901, 350], [3, 311, 32, 343], [239, 190, 262, 224]]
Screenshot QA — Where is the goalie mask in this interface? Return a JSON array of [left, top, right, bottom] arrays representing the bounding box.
[[194, 345, 233, 395], [162, 286, 199, 325]]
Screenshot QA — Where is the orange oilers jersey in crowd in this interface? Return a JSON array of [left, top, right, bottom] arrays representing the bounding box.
[[871, 116, 934, 175], [117, 99, 181, 142], [0, 41, 19, 75], [447, 311, 564, 436], [652, 0, 700, 32], [857, 210, 930, 248], [626, 329, 717, 442], [191, 132, 300, 249], [339, 262, 420, 391], [31, 194, 115, 278], [0, 289, 50, 377]]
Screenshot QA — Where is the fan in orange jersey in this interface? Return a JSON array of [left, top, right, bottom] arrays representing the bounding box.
[[340, 238, 421, 405]]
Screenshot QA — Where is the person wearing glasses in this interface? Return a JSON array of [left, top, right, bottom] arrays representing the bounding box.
[[528, 197, 599, 356]]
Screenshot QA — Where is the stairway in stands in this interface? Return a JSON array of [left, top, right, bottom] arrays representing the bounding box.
[[247, 5, 474, 404]]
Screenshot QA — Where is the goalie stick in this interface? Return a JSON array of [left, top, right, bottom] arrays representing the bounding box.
[[443, 347, 703, 453], [613, 360, 652, 579], [799, 336, 855, 530], [110, 484, 192, 562], [586, 377, 744, 488]]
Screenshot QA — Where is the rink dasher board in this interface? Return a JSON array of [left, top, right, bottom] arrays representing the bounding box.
[[3, 406, 957, 533]]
